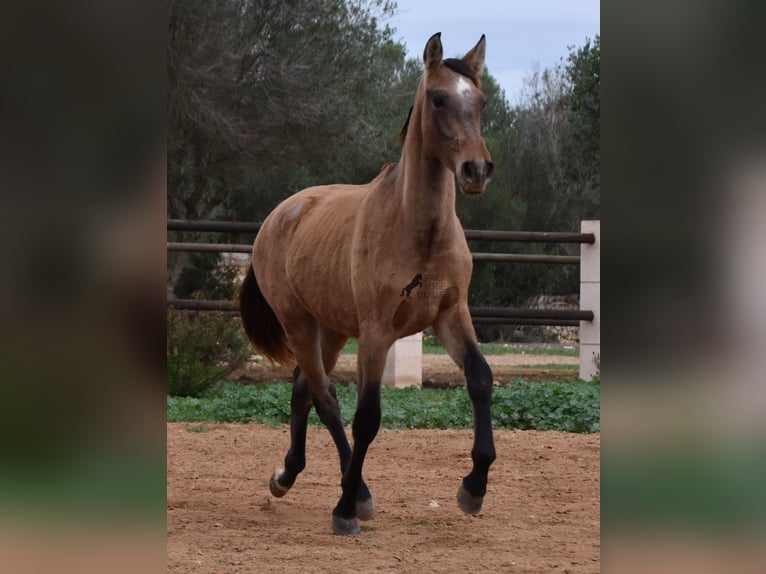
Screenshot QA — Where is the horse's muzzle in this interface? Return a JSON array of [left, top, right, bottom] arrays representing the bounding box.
[[458, 160, 494, 195]]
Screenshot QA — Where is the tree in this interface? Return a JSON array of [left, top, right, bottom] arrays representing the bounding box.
[[167, 0, 406, 287], [168, 0, 406, 223], [485, 36, 600, 304], [560, 34, 600, 221]]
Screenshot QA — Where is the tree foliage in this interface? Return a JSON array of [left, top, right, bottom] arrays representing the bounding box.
[[458, 36, 600, 329], [167, 2, 600, 324], [168, 0, 406, 222]]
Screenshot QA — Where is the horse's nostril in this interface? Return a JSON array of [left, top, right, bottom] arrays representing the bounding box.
[[485, 161, 495, 179], [461, 161, 477, 181]]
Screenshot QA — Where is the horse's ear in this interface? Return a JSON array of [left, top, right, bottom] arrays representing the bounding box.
[[462, 34, 486, 77], [423, 32, 443, 72]]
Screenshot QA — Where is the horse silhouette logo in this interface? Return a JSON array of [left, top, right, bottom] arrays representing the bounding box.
[[400, 274, 423, 300]]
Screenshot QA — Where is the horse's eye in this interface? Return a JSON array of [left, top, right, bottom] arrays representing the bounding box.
[[432, 94, 446, 109]]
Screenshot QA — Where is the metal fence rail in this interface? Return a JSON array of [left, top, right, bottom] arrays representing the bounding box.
[[167, 241, 580, 264], [167, 299, 592, 327], [167, 219, 595, 244], [167, 219, 595, 327]]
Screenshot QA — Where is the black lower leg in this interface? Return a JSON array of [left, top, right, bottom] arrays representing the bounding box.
[[462, 342, 496, 498], [313, 384, 372, 502], [333, 388, 381, 519], [278, 368, 313, 489]]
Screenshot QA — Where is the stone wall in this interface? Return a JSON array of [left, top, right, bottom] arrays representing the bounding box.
[[522, 294, 580, 343]]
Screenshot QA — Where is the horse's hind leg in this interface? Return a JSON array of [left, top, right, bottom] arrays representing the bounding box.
[[268, 314, 325, 497], [269, 366, 312, 497], [331, 331, 389, 536], [269, 319, 373, 524], [318, 326, 374, 521], [433, 304, 496, 515]]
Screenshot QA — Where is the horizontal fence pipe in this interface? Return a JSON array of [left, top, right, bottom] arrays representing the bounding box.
[[167, 220, 262, 233], [168, 242, 581, 264], [469, 307, 594, 321], [167, 242, 252, 253], [167, 220, 595, 244], [168, 299, 239, 311], [471, 253, 580, 264], [170, 308, 241, 316], [167, 305, 581, 326], [167, 299, 593, 324], [471, 317, 581, 326], [463, 230, 594, 243]]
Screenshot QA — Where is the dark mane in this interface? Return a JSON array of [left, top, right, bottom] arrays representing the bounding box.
[[444, 58, 480, 87]]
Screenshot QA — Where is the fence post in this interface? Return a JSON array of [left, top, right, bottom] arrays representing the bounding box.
[[579, 220, 600, 380], [381, 332, 423, 388]]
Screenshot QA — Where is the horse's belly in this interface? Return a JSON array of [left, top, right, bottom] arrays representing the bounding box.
[[285, 240, 359, 337], [390, 296, 446, 337]]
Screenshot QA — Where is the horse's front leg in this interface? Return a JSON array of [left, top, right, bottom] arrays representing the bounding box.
[[331, 333, 389, 535], [434, 304, 496, 514]]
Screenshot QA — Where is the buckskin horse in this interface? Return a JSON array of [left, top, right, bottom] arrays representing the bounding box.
[[240, 33, 496, 535]]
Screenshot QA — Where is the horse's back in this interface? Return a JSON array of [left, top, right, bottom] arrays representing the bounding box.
[[255, 183, 365, 262]]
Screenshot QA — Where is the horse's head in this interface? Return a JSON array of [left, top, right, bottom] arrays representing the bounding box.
[[417, 33, 494, 195]]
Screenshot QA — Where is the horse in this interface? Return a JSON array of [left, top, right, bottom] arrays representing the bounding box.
[[240, 33, 496, 536]]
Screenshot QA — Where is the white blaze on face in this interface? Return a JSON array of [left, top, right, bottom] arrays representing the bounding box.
[[454, 75, 474, 107], [449, 74, 483, 183]]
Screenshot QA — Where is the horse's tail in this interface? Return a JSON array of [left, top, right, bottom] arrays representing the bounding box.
[[239, 265, 295, 367]]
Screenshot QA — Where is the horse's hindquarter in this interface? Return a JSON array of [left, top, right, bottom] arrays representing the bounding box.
[[254, 184, 364, 337]]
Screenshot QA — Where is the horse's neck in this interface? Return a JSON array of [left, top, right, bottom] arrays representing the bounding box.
[[393, 147, 458, 250]]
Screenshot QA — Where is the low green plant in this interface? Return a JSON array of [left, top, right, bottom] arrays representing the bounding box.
[[168, 380, 600, 433], [515, 363, 578, 370], [166, 310, 251, 397], [341, 338, 578, 357]]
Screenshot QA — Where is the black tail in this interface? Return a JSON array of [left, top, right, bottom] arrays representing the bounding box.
[[239, 266, 295, 366]]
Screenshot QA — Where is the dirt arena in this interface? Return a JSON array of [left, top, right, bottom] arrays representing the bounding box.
[[167, 423, 600, 573]]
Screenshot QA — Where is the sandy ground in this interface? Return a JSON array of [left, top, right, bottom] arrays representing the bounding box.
[[167, 424, 599, 573]]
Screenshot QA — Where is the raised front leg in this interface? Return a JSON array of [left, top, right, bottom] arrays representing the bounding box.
[[331, 334, 389, 535], [433, 305, 496, 514]]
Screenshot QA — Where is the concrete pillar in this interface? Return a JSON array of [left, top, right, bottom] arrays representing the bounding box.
[[579, 220, 601, 381], [381, 332, 423, 388]]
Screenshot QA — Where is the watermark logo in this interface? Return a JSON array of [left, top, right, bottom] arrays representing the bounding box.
[[400, 274, 422, 300], [400, 273, 446, 300]]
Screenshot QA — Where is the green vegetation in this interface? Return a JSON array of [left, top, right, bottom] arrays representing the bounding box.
[[166, 310, 251, 397], [167, 380, 599, 433], [515, 363, 578, 370], [340, 338, 578, 357]]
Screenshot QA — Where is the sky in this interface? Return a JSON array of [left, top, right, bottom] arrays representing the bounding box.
[[388, 0, 600, 104]]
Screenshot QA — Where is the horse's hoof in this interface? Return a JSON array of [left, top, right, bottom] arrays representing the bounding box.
[[456, 483, 484, 515], [356, 498, 375, 521], [332, 515, 361, 536], [269, 469, 290, 498]]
